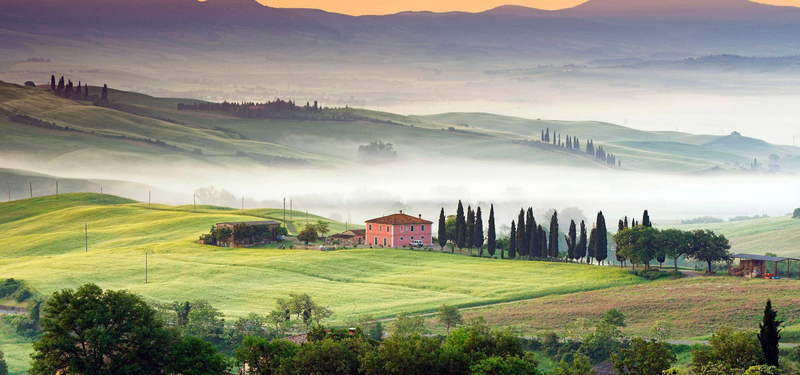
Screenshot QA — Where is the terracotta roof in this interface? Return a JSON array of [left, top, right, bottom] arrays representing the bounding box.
[[345, 229, 366, 236], [281, 333, 308, 345], [366, 213, 432, 225], [330, 234, 356, 239]]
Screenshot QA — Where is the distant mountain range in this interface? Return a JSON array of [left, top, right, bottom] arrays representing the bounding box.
[[2, 0, 800, 61]]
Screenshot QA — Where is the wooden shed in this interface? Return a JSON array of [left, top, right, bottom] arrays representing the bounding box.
[[729, 254, 797, 279]]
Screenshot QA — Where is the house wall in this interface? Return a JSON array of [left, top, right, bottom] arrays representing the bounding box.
[[366, 223, 394, 247], [391, 223, 432, 246]]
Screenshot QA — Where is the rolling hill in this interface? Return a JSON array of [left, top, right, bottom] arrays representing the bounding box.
[[1, 81, 796, 175], [672, 216, 800, 258]]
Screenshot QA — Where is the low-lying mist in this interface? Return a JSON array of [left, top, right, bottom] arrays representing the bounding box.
[[4, 156, 797, 229]]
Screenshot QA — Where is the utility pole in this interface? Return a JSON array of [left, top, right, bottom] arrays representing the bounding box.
[[29, 182, 32, 198], [149, 191, 151, 208], [283, 197, 286, 228], [56, 181, 58, 199], [146, 252, 148, 283], [8, 184, 10, 202], [85, 223, 88, 253], [306, 210, 308, 225], [100, 187, 103, 205], [242, 197, 244, 215], [193, 194, 196, 213], [290, 199, 293, 221]]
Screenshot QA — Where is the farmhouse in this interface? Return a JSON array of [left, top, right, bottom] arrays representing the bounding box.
[[202, 221, 282, 248], [366, 211, 432, 247], [326, 229, 366, 246]]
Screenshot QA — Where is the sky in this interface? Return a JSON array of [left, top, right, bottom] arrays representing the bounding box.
[[253, 0, 800, 15]]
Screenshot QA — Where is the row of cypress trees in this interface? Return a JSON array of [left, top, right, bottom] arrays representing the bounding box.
[[49, 75, 107, 101], [540, 128, 620, 167]]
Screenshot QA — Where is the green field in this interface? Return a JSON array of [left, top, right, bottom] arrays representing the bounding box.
[[2, 80, 796, 173], [671, 216, 800, 258]]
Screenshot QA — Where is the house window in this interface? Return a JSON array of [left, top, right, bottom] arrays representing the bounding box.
[[379, 226, 382, 232], [383, 238, 387, 246], [374, 237, 378, 245], [421, 236, 425, 239], [411, 236, 414, 240], [411, 225, 415, 232], [401, 227, 404, 232], [421, 225, 425, 231], [400, 237, 404, 240], [369, 224, 372, 230]]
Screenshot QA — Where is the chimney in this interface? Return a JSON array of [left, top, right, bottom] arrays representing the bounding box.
[[349, 328, 356, 336], [400, 210, 403, 214], [419, 214, 422, 219]]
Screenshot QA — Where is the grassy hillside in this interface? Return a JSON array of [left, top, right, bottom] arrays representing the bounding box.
[[3, 81, 796, 173], [0, 194, 643, 322], [441, 276, 800, 342], [671, 216, 800, 258]]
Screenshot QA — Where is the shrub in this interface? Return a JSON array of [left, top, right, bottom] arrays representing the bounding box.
[[634, 269, 680, 281], [793, 208, 800, 219]]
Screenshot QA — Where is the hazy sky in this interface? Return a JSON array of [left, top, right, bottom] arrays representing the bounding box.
[[256, 0, 800, 15], [264, 0, 583, 13]]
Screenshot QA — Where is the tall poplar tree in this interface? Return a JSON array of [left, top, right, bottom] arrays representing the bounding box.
[[456, 201, 466, 251], [438, 208, 447, 250], [642, 210, 652, 228], [595, 211, 608, 265], [549, 210, 559, 258], [576, 221, 587, 261], [475, 207, 484, 254], [568, 220, 577, 261], [509, 221, 517, 259], [517, 209, 526, 259], [487, 205, 496, 257]]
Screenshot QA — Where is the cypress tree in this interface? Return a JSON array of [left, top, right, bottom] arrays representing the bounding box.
[[549, 211, 559, 258], [588, 227, 597, 264], [576, 221, 587, 260], [101, 84, 108, 100], [568, 220, 577, 261], [475, 207, 484, 254], [528, 211, 538, 259], [456, 201, 466, 251], [438, 208, 447, 250], [539, 226, 547, 258], [509, 221, 517, 259], [76, 81, 82, 96], [84, 84, 89, 99], [545, 128, 550, 142], [517, 209, 526, 259], [624, 216, 629, 229], [541, 130, 545, 142], [57, 76, 64, 93], [467, 206, 475, 253], [525, 208, 534, 259], [487, 205, 496, 257], [595, 211, 608, 265], [616, 219, 626, 266], [50, 75, 56, 91], [642, 210, 652, 227], [758, 299, 782, 367]]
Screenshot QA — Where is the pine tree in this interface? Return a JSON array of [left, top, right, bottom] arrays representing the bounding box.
[[517, 209, 526, 259], [576, 221, 587, 260], [101, 84, 108, 100], [475, 207, 484, 255], [438, 208, 447, 250], [509, 221, 517, 259], [595, 211, 608, 265], [758, 299, 782, 367], [642, 210, 652, 227], [549, 210, 559, 258], [456, 201, 466, 251], [487, 205, 496, 258], [50, 75, 56, 91], [568, 220, 577, 261], [467, 206, 475, 253]]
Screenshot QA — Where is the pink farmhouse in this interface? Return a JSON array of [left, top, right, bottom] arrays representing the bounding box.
[[365, 211, 433, 247]]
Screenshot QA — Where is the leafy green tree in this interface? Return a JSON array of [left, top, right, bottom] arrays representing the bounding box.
[[470, 354, 543, 375], [686, 229, 732, 272], [553, 353, 595, 375], [611, 337, 676, 375], [660, 229, 690, 271], [614, 226, 661, 269], [167, 336, 227, 375], [475, 207, 485, 254], [595, 212, 608, 265], [29, 284, 171, 375], [437, 304, 464, 333], [456, 201, 467, 251], [234, 312, 267, 339], [184, 300, 226, 346], [487, 205, 496, 257], [279, 293, 332, 328], [579, 321, 624, 363], [362, 335, 445, 375], [691, 326, 764, 375], [438, 208, 447, 250], [235, 336, 298, 375], [650, 320, 675, 341], [576, 221, 587, 260], [446, 215, 457, 253], [281, 337, 367, 375], [296, 224, 318, 244], [509, 221, 517, 259], [389, 312, 429, 337], [758, 299, 782, 367], [601, 309, 626, 327], [743, 365, 784, 375], [549, 211, 559, 258], [517, 209, 526, 259]]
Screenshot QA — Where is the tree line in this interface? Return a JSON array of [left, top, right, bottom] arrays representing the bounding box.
[[539, 128, 619, 167], [177, 99, 358, 121], [48, 75, 108, 101]]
